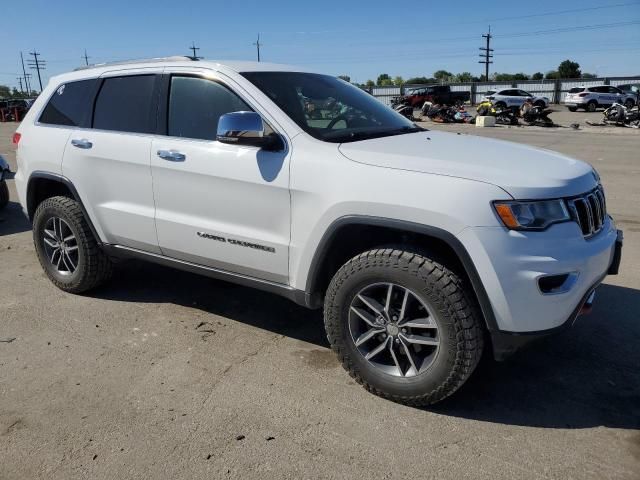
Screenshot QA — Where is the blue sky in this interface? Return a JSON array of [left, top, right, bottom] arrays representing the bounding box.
[[1, 0, 639, 90]]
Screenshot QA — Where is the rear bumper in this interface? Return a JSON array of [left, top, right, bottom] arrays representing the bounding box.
[[490, 229, 623, 360]]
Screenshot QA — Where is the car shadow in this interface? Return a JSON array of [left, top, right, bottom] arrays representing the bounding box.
[[432, 283, 640, 430], [0, 200, 32, 236], [91, 260, 328, 347], [91, 262, 639, 430]]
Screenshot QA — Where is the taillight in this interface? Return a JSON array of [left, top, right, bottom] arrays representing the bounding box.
[[578, 93, 589, 97], [12, 132, 21, 145]]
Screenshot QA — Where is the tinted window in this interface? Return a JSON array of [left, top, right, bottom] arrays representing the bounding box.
[[167, 76, 252, 141], [608, 86, 622, 94], [569, 87, 585, 93], [39, 79, 96, 127], [93, 75, 156, 133]]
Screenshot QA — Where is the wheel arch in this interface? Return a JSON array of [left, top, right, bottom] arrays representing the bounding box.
[[27, 171, 103, 245], [304, 216, 499, 332]]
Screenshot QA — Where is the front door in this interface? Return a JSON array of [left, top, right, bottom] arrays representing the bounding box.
[[150, 73, 291, 284]]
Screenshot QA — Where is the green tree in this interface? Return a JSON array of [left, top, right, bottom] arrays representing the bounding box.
[[531, 72, 544, 80], [337, 75, 351, 83], [0, 85, 10, 98], [405, 76, 435, 85], [558, 60, 581, 79], [393, 76, 404, 86], [494, 73, 514, 81], [581, 72, 597, 79], [376, 73, 391, 86], [455, 72, 474, 82], [545, 70, 559, 79], [365, 79, 375, 88], [433, 70, 453, 82], [512, 73, 529, 80]]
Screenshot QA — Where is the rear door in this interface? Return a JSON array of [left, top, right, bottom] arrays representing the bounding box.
[[150, 70, 291, 283], [61, 71, 162, 252]]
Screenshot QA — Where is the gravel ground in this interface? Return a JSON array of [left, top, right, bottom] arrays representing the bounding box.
[[0, 119, 639, 480]]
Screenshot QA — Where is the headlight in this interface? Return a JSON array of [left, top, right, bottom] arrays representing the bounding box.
[[493, 199, 570, 230]]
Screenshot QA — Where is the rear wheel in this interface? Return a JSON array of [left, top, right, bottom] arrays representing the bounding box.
[[33, 196, 113, 293], [587, 101, 597, 112], [0, 180, 8, 210], [567, 106, 577, 112], [324, 248, 484, 406]]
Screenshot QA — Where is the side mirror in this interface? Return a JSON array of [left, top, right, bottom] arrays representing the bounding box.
[[217, 111, 283, 150]]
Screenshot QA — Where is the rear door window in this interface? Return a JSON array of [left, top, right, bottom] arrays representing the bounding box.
[[568, 87, 585, 94], [39, 79, 97, 127], [93, 75, 157, 134]]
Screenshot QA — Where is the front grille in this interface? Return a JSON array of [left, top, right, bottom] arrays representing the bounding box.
[[566, 186, 607, 238]]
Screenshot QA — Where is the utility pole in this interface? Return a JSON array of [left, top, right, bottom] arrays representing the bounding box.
[[188, 42, 202, 60], [20, 52, 31, 94], [82, 49, 90, 66], [253, 34, 262, 62], [478, 26, 493, 81], [27, 50, 46, 92], [17, 77, 24, 94]]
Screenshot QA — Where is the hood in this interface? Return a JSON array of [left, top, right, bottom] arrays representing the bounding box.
[[338, 130, 597, 199]]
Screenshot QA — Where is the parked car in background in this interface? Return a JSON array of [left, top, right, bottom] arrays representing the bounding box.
[[482, 89, 550, 109], [0, 154, 10, 210], [564, 85, 634, 112], [616, 83, 639, 105], [395, 85, 470, 108]]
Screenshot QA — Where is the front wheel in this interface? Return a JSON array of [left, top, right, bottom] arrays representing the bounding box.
[[587, 101, 598, 112], [567, 106, 577, 112], [33, 196, 113, 293], [624, 99, 635, 109], [324, 248, 484, 406]]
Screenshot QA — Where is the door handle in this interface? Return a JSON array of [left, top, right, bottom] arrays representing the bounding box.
[[71, 138, 93, 149], [157, 150, 186, 162]]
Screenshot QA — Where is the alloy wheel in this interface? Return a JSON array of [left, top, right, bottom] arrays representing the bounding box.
[[348, 283, 440, 377], [43, 217, 79, 275]]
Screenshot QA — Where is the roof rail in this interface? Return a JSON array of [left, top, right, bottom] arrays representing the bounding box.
[[74, 55, 198, 71]]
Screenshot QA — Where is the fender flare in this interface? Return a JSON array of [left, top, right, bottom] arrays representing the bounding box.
[[27, 171, 103, 245], [304, 215, 499, 332]]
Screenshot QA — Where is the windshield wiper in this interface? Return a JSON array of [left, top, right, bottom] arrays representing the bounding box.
[[326, 125, 426, 143]]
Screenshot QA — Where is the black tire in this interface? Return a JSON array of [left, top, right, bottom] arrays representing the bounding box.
[[33, 196, 112, 293], [533, 100, 545, 107], [495, 101, 507, 109], [587, 101, 597, 112], [324, 248, 484, 406], [0, 180, 8, 210], [567, 106, 577, 112], [624, 99, 635, 109]]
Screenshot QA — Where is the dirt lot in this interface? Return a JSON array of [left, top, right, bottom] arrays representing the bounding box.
[[0, 118, 639, 480]]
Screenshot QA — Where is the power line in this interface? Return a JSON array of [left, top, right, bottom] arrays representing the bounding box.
[[495, 20, 640, 39], [82, 49, 90, 66], [478, 26, 493, 81], [253, 34, 262, 62], [20, 52, 31, 93], [486, 1, 640, 23], [27, 50, 46, 92]]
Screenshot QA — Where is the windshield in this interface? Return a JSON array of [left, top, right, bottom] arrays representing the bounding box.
[[241, 72, 422, 143]]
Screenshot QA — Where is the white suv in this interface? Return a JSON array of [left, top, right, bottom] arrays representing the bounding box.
[[483, 88, 550, 109], [564, 85, 634, 112], [13, 58, 623, 405]]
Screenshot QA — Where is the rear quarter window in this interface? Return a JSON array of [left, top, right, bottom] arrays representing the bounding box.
[[568, 88, 585, 93], [39, 79, 97, 127]]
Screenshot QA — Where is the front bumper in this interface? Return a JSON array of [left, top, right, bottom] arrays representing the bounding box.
[[458, 220, 622, 359]]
